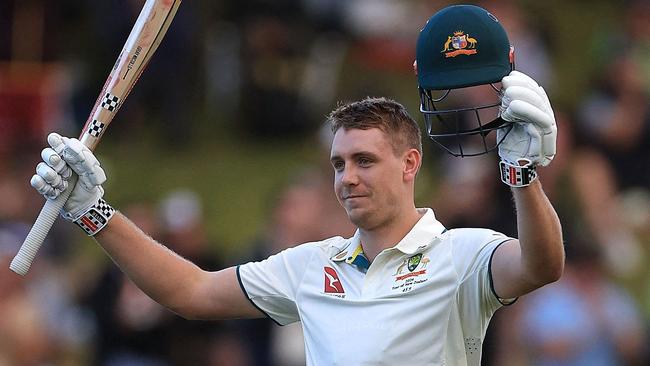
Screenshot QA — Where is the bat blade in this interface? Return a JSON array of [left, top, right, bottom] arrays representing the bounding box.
[[80, 0, 182, 149], [10, 0, 182, 275]]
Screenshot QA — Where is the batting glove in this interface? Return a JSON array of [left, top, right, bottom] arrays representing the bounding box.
[[496, 71, 556, 187], [31, 133, 114, 235]]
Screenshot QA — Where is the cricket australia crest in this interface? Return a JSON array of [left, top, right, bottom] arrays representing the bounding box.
[[441, 31, 478, 58], [392, 253, 431, 293]]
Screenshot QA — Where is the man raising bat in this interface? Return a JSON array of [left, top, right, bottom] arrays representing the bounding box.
[[29, 5, 563, 365]]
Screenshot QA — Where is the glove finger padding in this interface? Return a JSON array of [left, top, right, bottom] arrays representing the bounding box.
[[47, 133, 66, 155], [48, 133, 107, 191], [501, 87, 546, 120], [503, 99, 555, 132], [31, 174, 59, 200], [502, 71, 554, 114], [37, 132, 108, 221], [502, 85, 542, 108], [35, 162, 67, 191], [498, 70, 556, 167], [502, 70, 540, 90], [41, 147, 72, 179]]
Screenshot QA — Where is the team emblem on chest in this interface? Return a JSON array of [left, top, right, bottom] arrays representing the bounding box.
[[392, 253, 430, 293], [407, 253, 422, 271]]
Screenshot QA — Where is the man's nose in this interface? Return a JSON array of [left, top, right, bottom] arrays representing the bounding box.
[[340, 166, 359, 186]]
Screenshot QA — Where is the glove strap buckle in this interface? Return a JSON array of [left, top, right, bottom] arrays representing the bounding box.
[[74, 198, 115, 236], [499, 160, 538, 187]]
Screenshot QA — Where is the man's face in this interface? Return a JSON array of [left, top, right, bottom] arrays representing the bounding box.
[[330, 128, 408, 230]]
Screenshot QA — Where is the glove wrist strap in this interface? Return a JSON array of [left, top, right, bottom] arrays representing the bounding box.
[[73, 198, 115, 236], [499, 160, 538, 187]]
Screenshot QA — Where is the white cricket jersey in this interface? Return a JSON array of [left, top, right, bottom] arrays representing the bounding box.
[[237, 208, 514, 365]]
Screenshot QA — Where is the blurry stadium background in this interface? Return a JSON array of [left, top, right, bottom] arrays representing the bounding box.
[[0, 0, 648, 365]]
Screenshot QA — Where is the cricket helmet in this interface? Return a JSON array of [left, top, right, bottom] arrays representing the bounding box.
[[416, 4, 514, 157]]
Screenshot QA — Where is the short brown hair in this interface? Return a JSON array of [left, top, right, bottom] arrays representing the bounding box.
[[327, 97, 422, 155]]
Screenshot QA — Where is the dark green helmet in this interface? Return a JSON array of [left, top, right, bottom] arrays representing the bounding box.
[[416, 4, 514, 157]]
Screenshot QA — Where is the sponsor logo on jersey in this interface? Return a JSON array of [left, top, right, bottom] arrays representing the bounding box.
[[441, 31, 478, 58], [324, 266, 345, 294]]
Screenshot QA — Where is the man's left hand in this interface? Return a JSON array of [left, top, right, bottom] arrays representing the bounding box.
[[497, 71, 557, 167]]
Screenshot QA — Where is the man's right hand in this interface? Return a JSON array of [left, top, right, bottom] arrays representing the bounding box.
[[31, 132, 107, 222]]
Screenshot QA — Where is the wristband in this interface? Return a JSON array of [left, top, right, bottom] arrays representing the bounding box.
[[74, 198, 115, 236], [499, 160, 538, 187]]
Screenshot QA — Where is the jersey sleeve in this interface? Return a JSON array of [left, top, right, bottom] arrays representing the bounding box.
[[450, 228, 515, 319], [237, 244, 316, 325]]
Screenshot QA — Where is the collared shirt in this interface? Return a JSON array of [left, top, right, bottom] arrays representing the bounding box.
[[237, 208, 513, 366]]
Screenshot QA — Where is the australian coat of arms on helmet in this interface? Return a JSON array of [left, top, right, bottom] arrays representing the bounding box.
[[441, 31, 477, 58]]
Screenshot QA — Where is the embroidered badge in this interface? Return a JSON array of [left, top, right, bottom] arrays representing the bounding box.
[[394, 254, 430, 281], [441, 31, 478, 58], [407, 253, 422, 272], [391, 253, 431, 293]]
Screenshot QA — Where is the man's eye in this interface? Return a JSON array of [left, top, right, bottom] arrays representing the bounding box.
[[332, 161, 344, 171], [358, 158, 372, 166]]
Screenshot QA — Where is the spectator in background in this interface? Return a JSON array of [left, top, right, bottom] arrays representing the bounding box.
[[234, 2, 317, 140], [0, 170, 91, 365], [577, 53, 650, 190], [158, 190, 253, 366], [84, 201, 173, 366], [575, 0, 650, 191], [573, 40, 649, 276], [0, 238, 53, 366], [85, 194, 237, 366], [159, 190, 222, 272], [517, 241, 647, 366]]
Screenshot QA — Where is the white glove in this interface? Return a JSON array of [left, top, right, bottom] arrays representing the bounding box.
[[497, 71, 557, 167], [31, 133, 107, 221]]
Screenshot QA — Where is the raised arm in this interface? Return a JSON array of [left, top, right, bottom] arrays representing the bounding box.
[[94, 213, 262, 320], [491, 181, 564, 299], [31, 133, 262, 320], [490, 71, 565, 299]]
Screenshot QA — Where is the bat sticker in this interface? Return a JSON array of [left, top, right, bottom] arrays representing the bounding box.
[[88, 119, 107, 138], [101, 93, 121, 111]]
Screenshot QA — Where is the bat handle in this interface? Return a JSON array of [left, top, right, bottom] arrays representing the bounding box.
[[10, 174, 78, 275]]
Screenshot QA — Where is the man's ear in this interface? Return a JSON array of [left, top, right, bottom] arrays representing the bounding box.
[[403, 148, 422, 181]]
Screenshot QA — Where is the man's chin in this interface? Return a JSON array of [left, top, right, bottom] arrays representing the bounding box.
[[346, 208, 373, 229]]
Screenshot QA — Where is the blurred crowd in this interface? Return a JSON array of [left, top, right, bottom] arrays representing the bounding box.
[[1, 0, 649, 365]]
